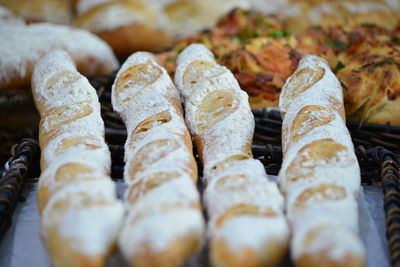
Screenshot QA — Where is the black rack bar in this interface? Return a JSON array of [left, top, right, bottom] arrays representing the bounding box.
[[0, 139, 39, 240]]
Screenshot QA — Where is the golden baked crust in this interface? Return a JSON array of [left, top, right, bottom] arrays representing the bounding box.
[[98, 24, 173, 58], [283, 0, 399, 34], [156, 8, 300, 107], [0, 22, 119, 93], [337, 42, 400, 125], [157, 8, 400, 125], [43, 192, 118, 267], [1, 54, 116, 93], [73, 1, 174, 57], [221, 38, 301, 108], [175, 44, 289, 267], [211, 238, 288, 267], [128, 236, 201, 267], [112, 52, 204, 267], [278, 54, 365, 266], [32, 50, 123, 267], [0, 0, 73, 24], [296, 250, 365, 267]]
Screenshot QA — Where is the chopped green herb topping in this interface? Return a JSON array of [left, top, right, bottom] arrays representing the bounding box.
[[333, 61, 345, 74], [268, 30, 289, 38], [357, 59, 400, 72]]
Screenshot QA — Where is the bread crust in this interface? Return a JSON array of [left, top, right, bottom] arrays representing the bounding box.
[[73, 0, 174, 57], [97, 24, 174, 58], [0, 0, 73, 24], [283, 0, 399, 34], [278, 54, 365, 265], [0, 22, 118, 93], [175, 44, 289, 267], [32, 50, 123, 267], [111, 52, 205, 267]]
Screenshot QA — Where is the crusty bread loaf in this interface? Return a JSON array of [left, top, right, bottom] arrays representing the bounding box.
[[278, 54, 365, 266], [73, 0, 174, 57], [73, 0, 285, 57], [111, 52, 205, 267], [281, 0, 399, 34], [32, 50, 124, 267], [0, 5, 25, 24], [175, 44, 289, 267], [337, 47, 400, 126], [0, 22, 119, 92], [0, 0, 73, 24]]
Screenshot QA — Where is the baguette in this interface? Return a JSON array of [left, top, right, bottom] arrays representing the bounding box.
[[0, 22, 119, 92], [111, 52, 205, 267], [32, 50, 124, 267], [278, 54, 365, 266], [174, 44, 289, 267]]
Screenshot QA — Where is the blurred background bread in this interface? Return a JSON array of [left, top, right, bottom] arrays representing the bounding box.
[[0, 0, 399, 150], [281, 0, 400, 34], [0, 0, 74, 24], [156, 7, 400, 126]]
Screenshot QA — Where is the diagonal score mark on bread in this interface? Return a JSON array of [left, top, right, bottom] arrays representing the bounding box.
[[114, 60, 163, 104], [289, 105, 334, 143], [285, 138, 354, 184], [195, 89, 240, 132], [280, 65, 325, 115], [127, 139, 180, 182]]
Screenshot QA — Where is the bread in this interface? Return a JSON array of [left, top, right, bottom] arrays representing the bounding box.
[[0, 5, 25, 24], [337, 44, 400, 126], [111, 52, 205, 267], [278, 54, 365, 266], [281, 0, 400, 34], [73, 0, 174, 57], [73, 0, 280, 57], [157, 7, 400, 125], [32, 50, 124, 267], [0, 22, 119, 93], [174, 44, 289, 267], [0, 0, 73, 24], [155, 8, 299, 110]]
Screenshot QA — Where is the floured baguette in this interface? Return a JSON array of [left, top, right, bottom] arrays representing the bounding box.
[[0, 22, 119, 92], [174, 44, 289, 267], [32, 50, 124, 267], [111, 52, 205, 267], [278, 54, 365, 266]]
